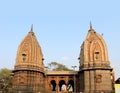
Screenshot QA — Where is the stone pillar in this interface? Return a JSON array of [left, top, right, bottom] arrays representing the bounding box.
[[84, 71, 90, 92], [56, 84, 59, 93]]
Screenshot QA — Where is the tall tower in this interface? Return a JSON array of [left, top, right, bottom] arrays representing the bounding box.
[[78, 23, 114, 93], [12, 26, 45, 92]]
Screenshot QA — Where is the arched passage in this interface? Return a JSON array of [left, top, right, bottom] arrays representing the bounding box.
[[59, 80, 66, 91], [50, 80, 56, 91], [68, 80, 74, 92]]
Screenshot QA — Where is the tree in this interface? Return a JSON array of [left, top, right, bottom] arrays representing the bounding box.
[[0, 68, 12, 79], [47, 62, 73, 71], [0, 68, 12, 92]]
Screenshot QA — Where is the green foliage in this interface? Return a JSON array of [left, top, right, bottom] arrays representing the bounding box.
[[0, 68, 12, 79], [0, 68, 12, 91], [47, 62, 73, 71]]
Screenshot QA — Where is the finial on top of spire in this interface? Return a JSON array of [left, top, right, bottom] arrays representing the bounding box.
[[90, 21, 92, 30], [89, 21, 95, 32], [30, 24, 33, 32], [29, 24, 34, 35]]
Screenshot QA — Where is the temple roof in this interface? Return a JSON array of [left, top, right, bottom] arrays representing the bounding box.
[[14, 26, 44, 72], [46, 71, 78, 75], [79, 24, 110, 69]]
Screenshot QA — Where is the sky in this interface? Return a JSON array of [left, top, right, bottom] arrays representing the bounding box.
[[0, 0, 120, 79]]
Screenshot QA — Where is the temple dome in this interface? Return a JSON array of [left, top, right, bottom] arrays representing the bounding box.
[[79, 24, 110, 69], [14, 26, 44, 72]]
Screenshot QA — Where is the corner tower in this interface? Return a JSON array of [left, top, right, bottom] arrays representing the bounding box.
[[78, 23, 114, 93], [12, 26, 45, 92]]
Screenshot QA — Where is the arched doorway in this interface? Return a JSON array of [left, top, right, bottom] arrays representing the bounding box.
[[59, 80, 67, 91], [68, 80, 74, 92], [50, 80, 56, 91]]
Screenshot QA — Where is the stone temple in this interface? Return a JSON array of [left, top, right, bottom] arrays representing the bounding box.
[[12, 24, 114, 93]]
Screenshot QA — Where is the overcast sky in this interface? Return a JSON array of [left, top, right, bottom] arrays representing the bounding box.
[[0, 0, 120, 79]]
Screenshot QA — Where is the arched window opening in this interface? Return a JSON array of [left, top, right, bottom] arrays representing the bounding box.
[[22, 53, 27, 61], [68, 80, 74, 92], [95, 52, 99, 60], [50, 80, 56, 91], [94, 49, 100, 61], [59, 80, 66, 91]]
